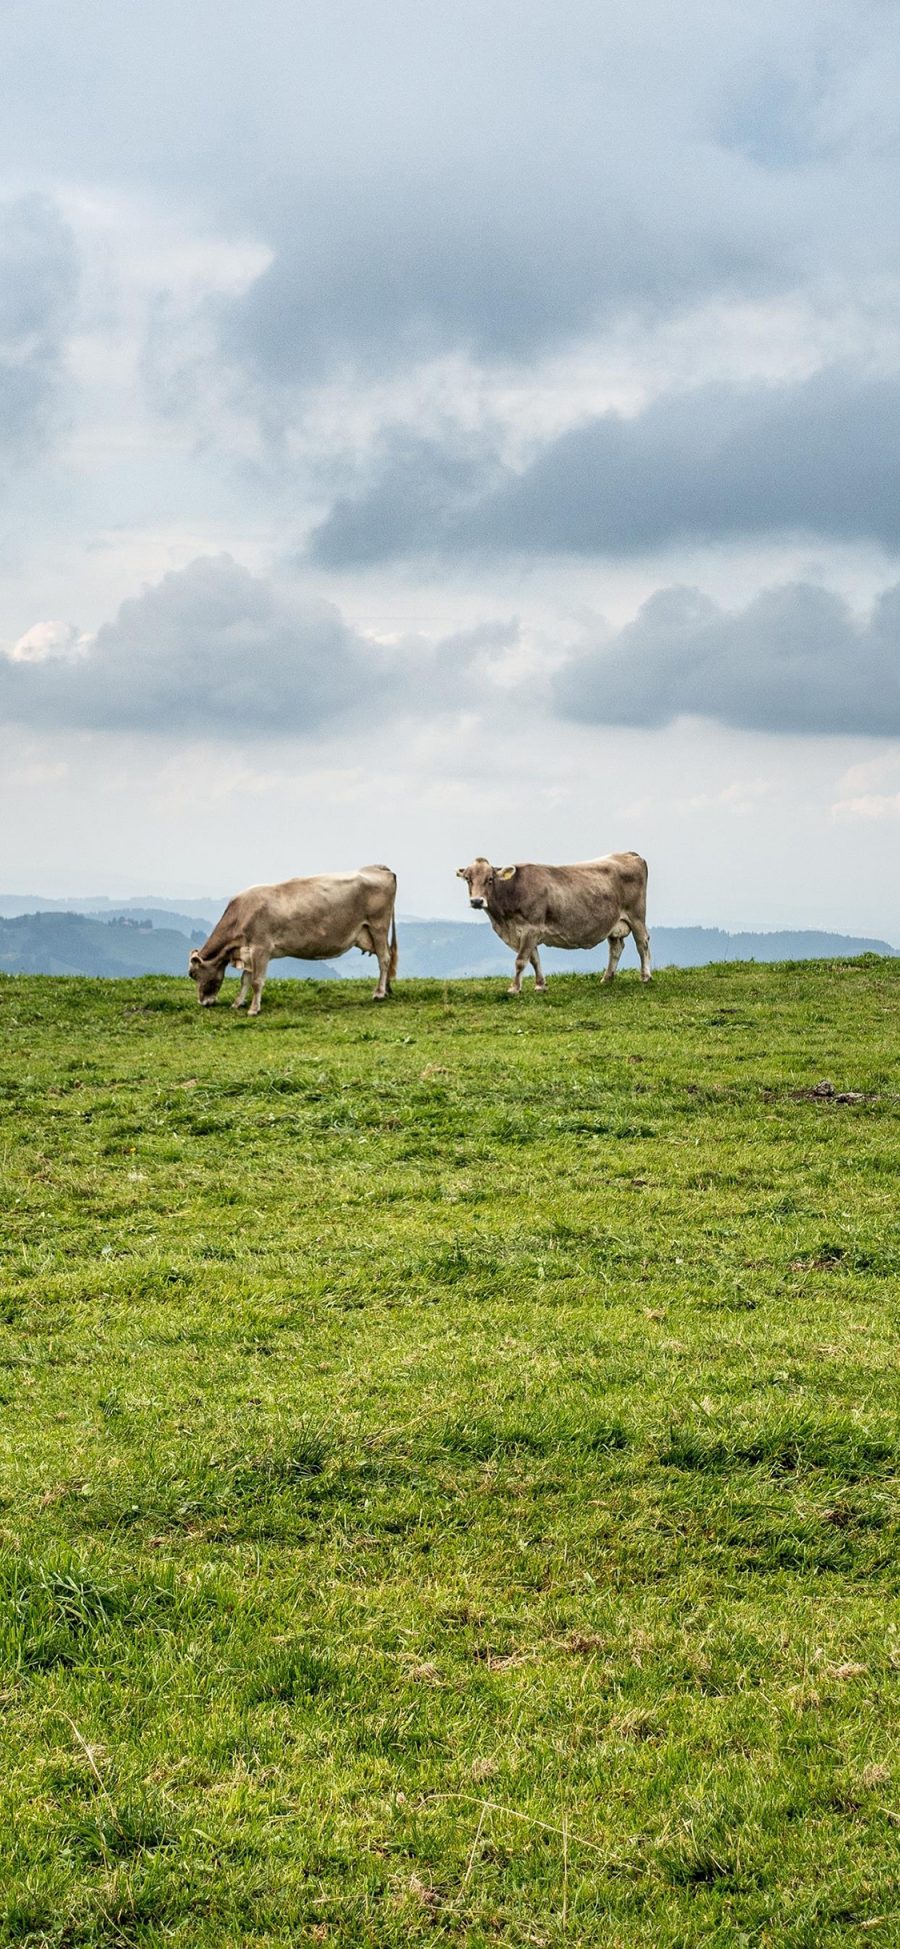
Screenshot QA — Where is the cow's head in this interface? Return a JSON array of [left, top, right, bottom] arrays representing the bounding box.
[[188, 948, 229, 1005], [456, 857, 515, 910]]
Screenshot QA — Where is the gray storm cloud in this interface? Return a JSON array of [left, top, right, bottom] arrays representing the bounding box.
[[4, 555, 898, 741], [6, 4, 881, 403], [0, 556, 513, 737], [0, 195, 77, 471], [217, 155, 773, 389], [554, 582, 900, 736], [199, 8, 897, 392], [0, 558, 391, 736], [3, 4, 896, 504], [309, 366, 900, 564]]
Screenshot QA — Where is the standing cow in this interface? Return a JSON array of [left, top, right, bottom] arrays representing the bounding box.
[[456, 852, 651, 994], [188, 865, 398, 1014]]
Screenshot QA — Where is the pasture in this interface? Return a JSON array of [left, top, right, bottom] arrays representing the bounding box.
[[0, 960, 898, 1946]]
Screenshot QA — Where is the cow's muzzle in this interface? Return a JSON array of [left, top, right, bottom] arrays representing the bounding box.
[[470, 897, 486, 909]]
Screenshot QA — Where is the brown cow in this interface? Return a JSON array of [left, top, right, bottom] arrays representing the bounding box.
[[188, 865, 398, 1014], [456, 852, 651, 994]]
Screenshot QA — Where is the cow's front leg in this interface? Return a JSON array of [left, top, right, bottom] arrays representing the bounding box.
[[508, 932, 538, 995], [530, 947, 546, 992], [243, 949, 270, 1017], [602, 925, 629, 982], [232, 967, 252, 1010]]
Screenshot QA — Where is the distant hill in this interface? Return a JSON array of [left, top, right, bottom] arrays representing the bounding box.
[[0, 912, 204, 978], [394, 920, 900, 977], [93, 906, 223, 935], [0, 913, 341, 981], [0, 894, 226, 925], [644, 926, 900, 968], [0, 906, 895, 979]]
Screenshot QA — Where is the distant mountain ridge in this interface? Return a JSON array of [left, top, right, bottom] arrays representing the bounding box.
[[0, 894, 226, 925], [0, 901, 895, 979], [395, 921, 900, 977], [0, 912, 341, 981]]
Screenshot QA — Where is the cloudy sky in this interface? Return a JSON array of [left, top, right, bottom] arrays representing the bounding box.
[[3, 0, 900, 930]]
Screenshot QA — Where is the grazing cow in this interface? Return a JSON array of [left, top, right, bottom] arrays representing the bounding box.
[[188, 865, 398, 1014], [456, 852, 651, 994]]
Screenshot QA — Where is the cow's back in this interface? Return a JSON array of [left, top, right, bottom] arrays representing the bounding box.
[[254, 867, 394, 959], [197, 866, 395, 964]]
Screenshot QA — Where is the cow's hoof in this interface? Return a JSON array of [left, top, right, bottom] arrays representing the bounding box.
[[506, 986, 521, 997], [534, 983, 547, 993], [372, 990, 388, 1002], [641, 973, 653, 985]]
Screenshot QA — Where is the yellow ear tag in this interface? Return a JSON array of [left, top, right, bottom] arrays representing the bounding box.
[[499, 866, 516, 880]]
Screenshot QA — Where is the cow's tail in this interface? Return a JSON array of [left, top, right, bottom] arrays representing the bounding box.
[[388, 904, 399, 985]]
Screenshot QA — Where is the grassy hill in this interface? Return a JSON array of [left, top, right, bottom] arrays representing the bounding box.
[[1, 962, 898, 1945]]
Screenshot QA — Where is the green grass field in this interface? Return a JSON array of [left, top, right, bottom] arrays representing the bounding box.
[[1, 961, 898, 1947]]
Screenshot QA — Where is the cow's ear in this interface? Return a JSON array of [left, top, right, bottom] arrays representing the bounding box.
[[498, 865, 516, 880], [456, 867, 468, 878], [188, 949, 203, 975]]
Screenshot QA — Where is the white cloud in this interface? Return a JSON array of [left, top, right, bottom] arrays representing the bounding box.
[[8, 620, 91, 662], [831, 751, 900, 817], [832, 791, 900, 820], [676, 777, 773, 815]]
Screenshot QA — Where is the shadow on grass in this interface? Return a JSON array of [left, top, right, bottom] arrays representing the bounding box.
[[67, 1411, 633, 1544], [659, 1413, 895, 1480]]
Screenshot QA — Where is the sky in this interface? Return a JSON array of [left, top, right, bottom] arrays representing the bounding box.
[[3, 0, 900, 930]]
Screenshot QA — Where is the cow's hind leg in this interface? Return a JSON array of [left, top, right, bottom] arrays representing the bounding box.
[[601, 923, 629, 982], [363, 923, 392, 1000], [531, 947, 547, 992], [632, 917, 652, 983]]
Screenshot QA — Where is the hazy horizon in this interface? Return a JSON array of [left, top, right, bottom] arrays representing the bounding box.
[[0, 885, 898, 946]]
